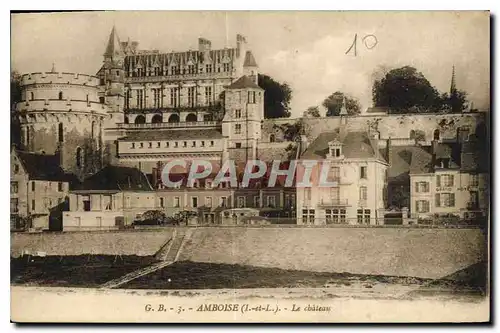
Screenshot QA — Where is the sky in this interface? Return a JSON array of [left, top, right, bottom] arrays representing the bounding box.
[[11, 11, 490, 117]]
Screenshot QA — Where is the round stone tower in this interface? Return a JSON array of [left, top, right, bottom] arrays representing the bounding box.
[[16, 70, 109, 180]]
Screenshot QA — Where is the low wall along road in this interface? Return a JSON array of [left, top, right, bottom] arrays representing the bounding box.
[[11, 227, 487, 279]]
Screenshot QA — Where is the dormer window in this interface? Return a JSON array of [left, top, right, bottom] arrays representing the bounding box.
[[327, 140, 343, 159]]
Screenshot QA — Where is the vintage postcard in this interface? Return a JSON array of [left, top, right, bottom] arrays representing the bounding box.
[[10, 10, 490, 323]]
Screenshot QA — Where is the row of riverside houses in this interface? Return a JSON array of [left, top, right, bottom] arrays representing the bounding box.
[[10, 27, 489, 231]]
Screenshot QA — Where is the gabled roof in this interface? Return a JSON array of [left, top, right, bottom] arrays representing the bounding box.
[[301, 131, 382, 160], [226, 75, 262, 90], [14, 149, 77, 183], [118, 129, 223, 141], [77, 165, 152, 191], [243, 51, 258, 67], [104, 26, 124, 57]]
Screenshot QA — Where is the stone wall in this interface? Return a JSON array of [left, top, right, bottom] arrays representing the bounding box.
[[262, 112, 487, 146], [11, 227, 487, 279], [179, 227, 487, 279], [11, 230, 173, 257]]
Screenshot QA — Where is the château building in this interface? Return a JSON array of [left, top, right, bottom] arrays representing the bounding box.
[[11, 26, 490, 230]]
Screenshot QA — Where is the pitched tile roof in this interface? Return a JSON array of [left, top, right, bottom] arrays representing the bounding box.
[[301, 131, 381, 160], [77, 165, 152, 191], [226, 75, 262, 90], [118, 129, 223, 141], [15, 150, 77, 183]]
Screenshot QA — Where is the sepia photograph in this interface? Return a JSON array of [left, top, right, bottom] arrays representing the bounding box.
[[9, 10, 490, 323]]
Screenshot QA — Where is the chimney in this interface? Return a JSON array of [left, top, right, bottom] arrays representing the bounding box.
[[236, 34, 247, 52], [198, 38, 211, 53], [386, 137, 392, 165]]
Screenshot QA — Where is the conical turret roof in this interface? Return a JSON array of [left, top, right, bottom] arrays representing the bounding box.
[[104, 26, 124, 57]]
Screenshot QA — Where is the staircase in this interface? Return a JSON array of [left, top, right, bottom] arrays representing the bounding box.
[[100, 260, 173, 289], [162, 228, 187, 262], [100, 228, 188, 289]]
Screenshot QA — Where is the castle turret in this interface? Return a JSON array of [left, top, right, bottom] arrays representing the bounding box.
[[99, 26, 125, 120], [16, 71, 108, 180]]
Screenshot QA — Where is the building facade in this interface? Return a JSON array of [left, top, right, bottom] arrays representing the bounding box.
[[11, 26, 490, 230], [10, 148, 73, 230], [297, 129, 388, 225]]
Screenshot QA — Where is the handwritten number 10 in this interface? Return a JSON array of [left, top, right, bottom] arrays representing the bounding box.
[[345, 34, 378, 56]]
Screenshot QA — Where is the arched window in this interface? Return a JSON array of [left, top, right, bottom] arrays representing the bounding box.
[[409, 130, 416, 140], [134, 115, 146, 124], [168, 114, 180, 123], [124, 116, 129, 124], [151, 114, 163, 123], [433, 129, 440, 141], [58, 123, 64, 142], [76, 147, 82, 168], [185, 113, 197, 122], [30, 92, 34, 101], [58, 91, 63, 100], [269, 134, 276, 143]]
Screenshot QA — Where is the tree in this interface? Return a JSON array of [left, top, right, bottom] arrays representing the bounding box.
[[322, 92, 361, 116], [440, 89, 468, 113], [11, 70, 22, 148], [258, 74, 292, 118], [303, 106, 321, 118], [11, 70, 22, 109], [372, 66, 441, 113]]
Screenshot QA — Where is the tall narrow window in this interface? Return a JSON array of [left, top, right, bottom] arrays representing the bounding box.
[[360, 166, 367, 179], [248, 91, 256, 104], [30, 92, 34, 101], [58, 91, 63, 100], [188, 87, 196, 107], [136, 90, 144, 109], [58, 123, 64, 142], [359, 186, 367, 201], [76, 147, 82, 168], [205, 86, 212, 105], [86, 94, 90, 106], [170, 88, 178, 107], [125, 89, 130, 109]]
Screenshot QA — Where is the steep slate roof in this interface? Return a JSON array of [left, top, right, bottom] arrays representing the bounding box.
[[77, 165, 152, 191], [104, 26, 124, 57], [226, 75, 262, 90], [383, 145, 433, 182], [243, 51, 258, 67], [15, 150, 77, 183], [301, 131, 381, 160], [118, 129, 223, 141]]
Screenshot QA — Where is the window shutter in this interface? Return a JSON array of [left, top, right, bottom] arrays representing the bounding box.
[[436, 175, 441, 187], [450, 175, 454, 186], [435, 194, 440, 207], [450, 193, 455, 207], [415, 182, 419, 193]]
